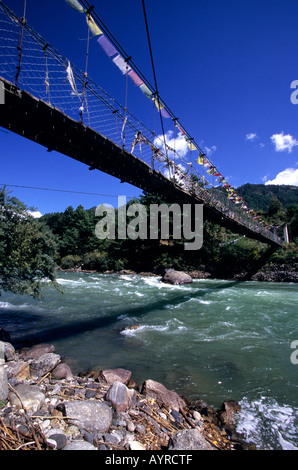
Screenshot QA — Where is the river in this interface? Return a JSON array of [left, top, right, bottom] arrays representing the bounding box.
[[0, 272, 297, 450]]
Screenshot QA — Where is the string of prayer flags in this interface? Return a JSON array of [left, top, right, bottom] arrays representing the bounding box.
[[65, 0, 85, 13], [64, 0, 261, 218], [66, 2, 172, 119]]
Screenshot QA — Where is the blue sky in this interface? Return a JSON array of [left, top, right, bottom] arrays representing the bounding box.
[[1, 0, 298, 216]]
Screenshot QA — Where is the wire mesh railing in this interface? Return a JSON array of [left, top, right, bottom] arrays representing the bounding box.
[[0, 1, 282, 245]]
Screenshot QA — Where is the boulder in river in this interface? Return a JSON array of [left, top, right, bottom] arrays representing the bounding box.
[[161, 269, 193, 285]]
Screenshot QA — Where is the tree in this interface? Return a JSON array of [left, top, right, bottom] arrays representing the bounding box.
[[0, 187, 58, 298]]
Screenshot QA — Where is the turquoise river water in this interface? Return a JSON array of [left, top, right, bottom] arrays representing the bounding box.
[[0, 272, 297, 450]]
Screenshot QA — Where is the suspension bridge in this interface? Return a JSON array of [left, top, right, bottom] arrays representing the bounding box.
[[0, 1, 283, 248]]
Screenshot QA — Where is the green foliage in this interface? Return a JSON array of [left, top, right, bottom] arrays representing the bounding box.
[[60, 254, 82, 269], [269, 243, 298, 265], [82, 251, 126, 272], [0, 187, 58, 298], [237, 184, 298, 212], [218, 237, 265, 268]]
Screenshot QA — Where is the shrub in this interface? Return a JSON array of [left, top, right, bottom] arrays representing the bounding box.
[[60, 255, 82, 269]]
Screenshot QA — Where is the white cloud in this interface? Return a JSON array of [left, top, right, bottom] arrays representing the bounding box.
[[271, 132, 298, 153], [265, 168, 298, 186], [204, 145, 217, 156], [154, 130, 189, 158], [28, 210, 43, 219], [245, 133, 257, 141]]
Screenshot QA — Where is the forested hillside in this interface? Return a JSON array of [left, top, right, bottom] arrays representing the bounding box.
[[236, 184, 298, 212], [39, 184, 298, 276]]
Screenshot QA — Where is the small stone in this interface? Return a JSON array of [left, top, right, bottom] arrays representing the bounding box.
[[30, 353, 61, 379], [8, 384, 45, 413], [169, 429, 214, 451], [85, 388, 96, 399], [104, 430, 122, 446], [4, 342, 15, 361], [46, 438, 57, 449], [6, 361, 30, 381], [63, 440, 97, 450], [65, 425, 80, 438], [39, 419, 51, 431], [193, 411, 202, 421], [22, 344, 56, 360], [83, 431, 95, 445], [52, 363, 73, 380], [130, 440, 146, 451], [171, 409, 183, 423], [106, 381, 136, 412], [142, 379, 186, 412], [218, 400, 241, 431], [47, 432, 68, 450], [135, 423, 146, 434], [127, 420, 135, 433], [0, 364, 8, 401], [101, 368, 132, 385], [64, 401, 113, 433]]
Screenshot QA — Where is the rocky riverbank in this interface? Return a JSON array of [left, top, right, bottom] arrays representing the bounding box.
[[0, 337, 256, 451], [56, 263, 298, 283]]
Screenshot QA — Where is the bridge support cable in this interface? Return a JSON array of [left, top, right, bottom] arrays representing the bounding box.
[[14, 0, 26, 87], [141, 0, 168, 159]]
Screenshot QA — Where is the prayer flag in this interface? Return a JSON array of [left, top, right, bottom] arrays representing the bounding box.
[[185, 137, 196, 150], [65, 0, 84, 13], [161, 107, 171, 119], [196, 153, 204, 165], [66, 61, 79, 96], [177, 124, 186, 135], [152, 97, 170, 118], [139, 83, 153, 100], [121, 116, 127, 140], [128, 70, 144, 87], [97, 35, 117, 58], [87, 15, 103, 37], [153, 96, 164, 111], [112, 54, 131, 74]]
